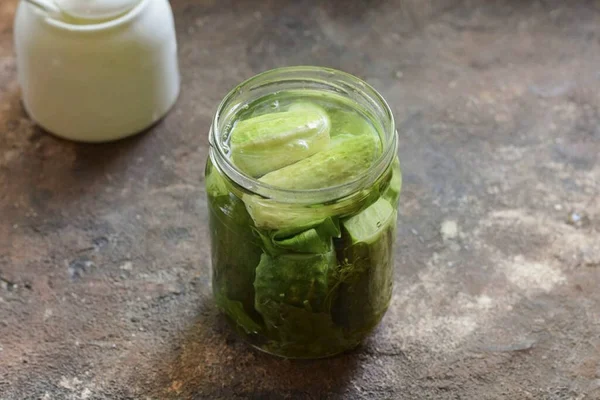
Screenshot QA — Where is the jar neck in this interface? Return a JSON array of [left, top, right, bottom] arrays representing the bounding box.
[[209, 66, 397, 205]]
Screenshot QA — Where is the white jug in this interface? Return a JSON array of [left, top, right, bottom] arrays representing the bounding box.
[[14, 0, 181, 142]]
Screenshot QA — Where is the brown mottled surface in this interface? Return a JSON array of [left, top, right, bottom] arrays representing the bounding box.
[[1, 0, 600, 399]]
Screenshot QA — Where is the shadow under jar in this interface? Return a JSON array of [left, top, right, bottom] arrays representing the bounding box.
[[205, 66, 401, 359]]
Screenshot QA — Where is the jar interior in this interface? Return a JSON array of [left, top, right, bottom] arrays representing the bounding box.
[[210, 67, 397, 204]]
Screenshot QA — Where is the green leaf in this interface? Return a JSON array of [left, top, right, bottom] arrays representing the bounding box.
[[253, 249, 358, 358], [215, 293, 263, 335], [256, 217, 341, 256], [230, 104, 331, 177], [254, 251, 335, 313], [274, 228, 331, 254]]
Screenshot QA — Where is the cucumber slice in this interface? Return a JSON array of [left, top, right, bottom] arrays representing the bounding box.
[[259, 134, 381, 190], [343, 197, 395, 244], [384, 158, 402, 206], [229, 104, 331, 177], [243, 195, 361, 231]]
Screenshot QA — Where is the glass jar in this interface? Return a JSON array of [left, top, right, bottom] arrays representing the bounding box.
[[206, 66, 401, 359]]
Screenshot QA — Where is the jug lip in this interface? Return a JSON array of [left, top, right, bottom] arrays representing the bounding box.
[[29, 0, 149, 32]]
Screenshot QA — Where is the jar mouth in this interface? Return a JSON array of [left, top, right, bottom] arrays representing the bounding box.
[[210, 66, 397, 204], [33, 0, 148, 32]]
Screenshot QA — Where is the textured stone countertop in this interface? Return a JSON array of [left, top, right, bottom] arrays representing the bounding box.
[[1, 0, 600, 399]]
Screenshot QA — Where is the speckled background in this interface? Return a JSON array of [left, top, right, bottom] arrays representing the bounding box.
[[1, 0, 600, 399]]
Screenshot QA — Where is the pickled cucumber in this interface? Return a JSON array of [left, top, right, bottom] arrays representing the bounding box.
[[229, 105, 331, 177], [260, 134, 381, 190], [332, 198, 397, 330]]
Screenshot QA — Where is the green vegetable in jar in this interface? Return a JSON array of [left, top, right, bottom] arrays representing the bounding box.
[[332, 198, 397, 331], [259, 133, 380, 190], [207, 70, 400, 358], [229, 104, 331, 177]]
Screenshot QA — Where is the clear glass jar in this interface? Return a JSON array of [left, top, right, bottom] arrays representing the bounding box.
[[206, 66, 401, 359]]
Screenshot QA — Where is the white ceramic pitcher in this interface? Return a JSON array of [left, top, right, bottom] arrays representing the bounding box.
[[14, 0, 181, 142]]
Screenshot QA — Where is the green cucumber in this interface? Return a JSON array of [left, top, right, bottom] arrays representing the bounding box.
[[259, 134, 381, 190], [332, 198, 397, 330], [229, 104, 331, 177]]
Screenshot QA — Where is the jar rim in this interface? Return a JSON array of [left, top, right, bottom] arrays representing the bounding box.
[[210, 66, 397, 204], [29, 0, 148, 32]]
